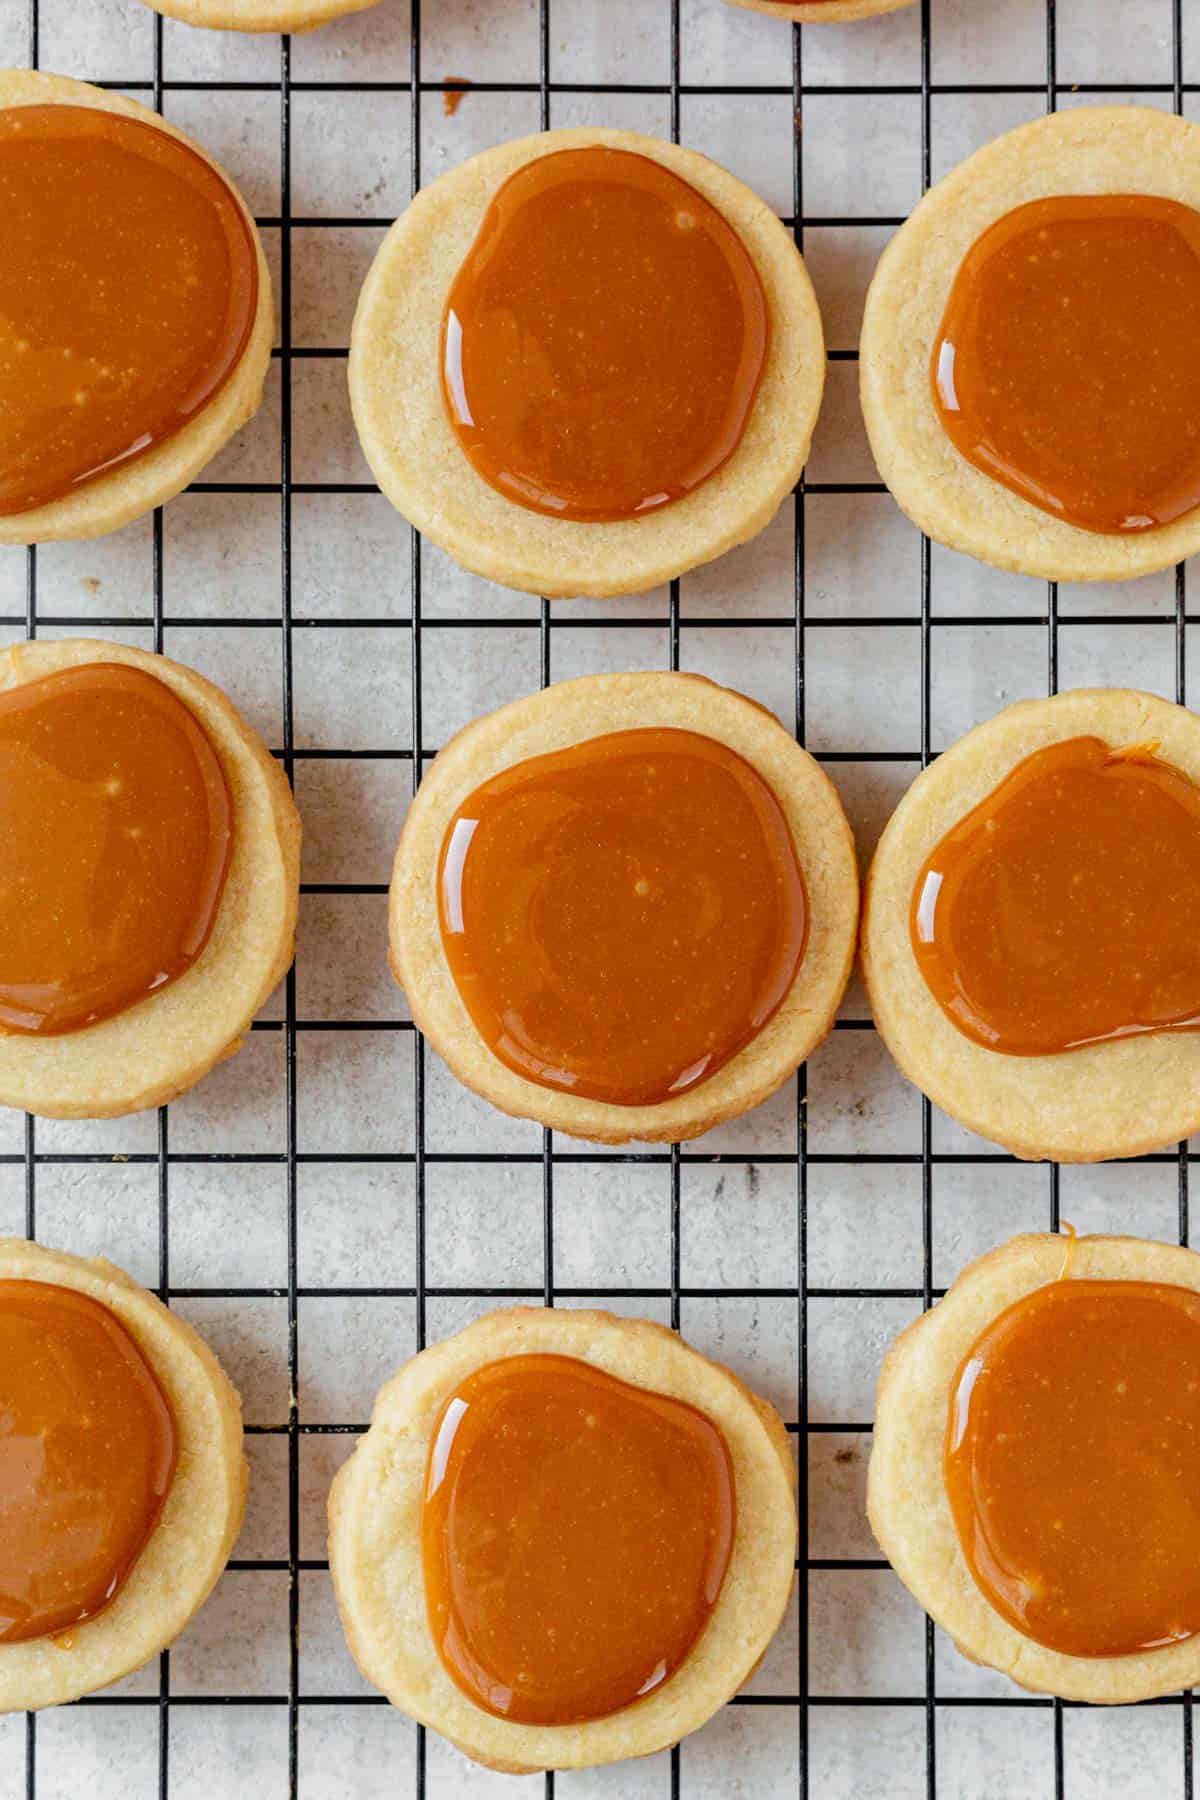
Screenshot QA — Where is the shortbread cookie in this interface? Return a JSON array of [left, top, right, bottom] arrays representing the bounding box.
[[724, 0, 915, 20], [0, 70, 273, 545], [861, 108, 1200, 582], [871, 1233, 1200, 1703], [862, 688, 1200, 1161], [0, 1239, 245, 1712], [0, 638, 300, 1120], [330, 1307, 797, 1771], [137, 0, 379, 30], [350, 128, 825, 598], [389, 672, 858, 1143]]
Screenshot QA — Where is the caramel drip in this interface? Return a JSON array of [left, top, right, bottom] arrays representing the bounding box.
[[422, 1354, 736, 1723], [0, 103, 257, 516], [911, 735, 1200, 1057], [441, 146, 769, 521], [0, 1279, 177, 1645], [932, 195, 1200, 535], [0, 662, 233, 1036], [946, 1277, 1200, 1658], [438, 727, 808, 1106]]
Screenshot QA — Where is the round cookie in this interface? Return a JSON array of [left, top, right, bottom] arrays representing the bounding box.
[[328, 1306, 797, 1772], [389, 671, 859, 1144], [0, 70, 273, 547], [0, 638, 301, 1121], [870, 1231, 1200, 1703], [0, 1238, 245, 1712], [723, 0, 915, 21], [862, 688, 1200, 1163], [136, 0, 378, 28], [860, 107, 1200, 583], [349, 127, 825, 599]]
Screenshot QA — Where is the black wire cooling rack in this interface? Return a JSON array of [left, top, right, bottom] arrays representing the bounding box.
[[4, 0, 1200, 1794]]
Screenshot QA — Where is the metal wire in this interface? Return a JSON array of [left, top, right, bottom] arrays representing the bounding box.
[[10, 0, 1199, 1794]]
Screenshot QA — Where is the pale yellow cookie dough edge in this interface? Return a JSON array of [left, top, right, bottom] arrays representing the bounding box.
[[0, 1239, 246, 1713], [869, 1232, 1200, 1703], [861, 688, 1200, 1162], [0, 639, 301, 1121], [389, 671, 859, 1145], [349, 127, 826, 599], [724, 0, 915, 23], [0, 70, 274, 546], [328, 1306, 798, 1773], [137, 0, 378, 29], [860, 106, 1200, 583]]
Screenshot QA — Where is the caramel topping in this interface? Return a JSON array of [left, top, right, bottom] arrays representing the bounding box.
[[0, 103, 258, 517], [946, 1276, 1200, 1658], [932, 195, 1200, 536], [441, 146, 769, 521], [911, 735, 1200, 1057], [0, 1279, 177, 1645], [421, 1354, 736, 1724], [438, 727, 808, 1107], [0, 662, 233, 1036], [442, 77, 471, 117]]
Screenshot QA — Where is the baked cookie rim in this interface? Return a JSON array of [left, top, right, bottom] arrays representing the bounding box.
[[389, 671, 859, 1144], [0, 69, 274, 547], [861, 687, 1200, 1163], [328, 1306, 798, 1772], [0, 637, 301, 1120], [868, 1232, 1200, 1704], [135, 0, 378, 29], [0, 1238, 246, 1713], [348, 126, 826, 599], [723, 0, 916, 21], [859, 106, 1200, 583]]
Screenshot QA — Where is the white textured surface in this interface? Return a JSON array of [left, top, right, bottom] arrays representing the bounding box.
[[1, 0, 1197, 1793]]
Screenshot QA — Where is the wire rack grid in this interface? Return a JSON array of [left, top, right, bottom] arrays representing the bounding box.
[[2, 0, 1198, 1795]]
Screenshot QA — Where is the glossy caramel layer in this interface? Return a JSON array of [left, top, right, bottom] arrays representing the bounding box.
[[0, 103, 258, 516], [0, 662, 233, 1036], [932, 195, 1200, 535], [0, 1279, 177, 1645], [911, 736, 1200, 1056], [438, 727, 808, 1106], [946, 1277, 1200, 1658], [441, 146, 769, 521], [421, 1353, 736, 1723]]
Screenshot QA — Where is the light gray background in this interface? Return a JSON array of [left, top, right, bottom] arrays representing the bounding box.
[[0, 0, 1196, 1794]]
